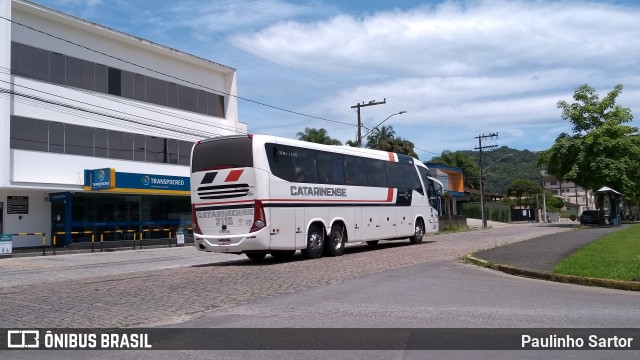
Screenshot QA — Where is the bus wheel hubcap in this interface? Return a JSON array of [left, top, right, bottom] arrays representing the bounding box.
[[310, 233, 322, 251], [332, 231, 342, 249]]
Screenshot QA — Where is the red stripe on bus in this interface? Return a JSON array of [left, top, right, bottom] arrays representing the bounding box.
[[225, 169, 244, 182], [263, 197, 394, 204], [386, 188, 394, 202]]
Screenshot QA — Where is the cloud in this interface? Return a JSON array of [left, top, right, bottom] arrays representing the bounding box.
[[229, 0, 640, 152], [168, 0, 334, 34]]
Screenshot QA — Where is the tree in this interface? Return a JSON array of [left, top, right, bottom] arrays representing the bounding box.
[[365, 125, 418, 158], [365, 125, 395, 149], [507, 178, 540, 207], [429, 150, 480, 189], [539, 84, 640, 218], [499, 196, 515, 208], [296, 127, 342, 145], [544, 192, 565, 213]]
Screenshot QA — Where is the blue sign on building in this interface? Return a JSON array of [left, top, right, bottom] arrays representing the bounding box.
[[117, 173, 189, 192], [90, 168, 114, 190], [85, 169, 189, 193]]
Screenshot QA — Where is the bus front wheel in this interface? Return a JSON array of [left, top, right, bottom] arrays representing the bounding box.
[[302, 225, 324, 259], [409, 219, 424, 245]]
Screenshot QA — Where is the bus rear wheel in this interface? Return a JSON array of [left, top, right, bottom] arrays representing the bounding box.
[[324, 223, 346, 257], [302, 225, 324, 259], [245, 252, 267, 261], [409, 219, 424, 245]]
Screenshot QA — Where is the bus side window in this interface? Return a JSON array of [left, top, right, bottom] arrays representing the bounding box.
[[403, 164, 423, 194], [293, 148, 318, 183], [344, 156, 367, 186], [386, 162, 405, 189], [318, 151, 344, 185], [366, 159, 387, 188], [427, 179, 438, 209]]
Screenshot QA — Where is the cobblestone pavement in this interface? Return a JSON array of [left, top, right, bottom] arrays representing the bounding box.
[[0, 223, 572, 328]]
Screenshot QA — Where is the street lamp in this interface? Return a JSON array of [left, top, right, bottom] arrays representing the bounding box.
[[361, 111, 407, 145]]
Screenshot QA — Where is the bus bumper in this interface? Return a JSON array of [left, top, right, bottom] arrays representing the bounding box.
[[193, 229, 270, 253]]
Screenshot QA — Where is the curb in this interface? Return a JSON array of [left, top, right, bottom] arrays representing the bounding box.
[[464, 254, 640, 292]]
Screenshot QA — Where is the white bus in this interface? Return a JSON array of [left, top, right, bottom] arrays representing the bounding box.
[[190, 134, 442, 260]]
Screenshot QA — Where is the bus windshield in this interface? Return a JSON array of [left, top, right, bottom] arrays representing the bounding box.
[[191, 136, 253, 173]]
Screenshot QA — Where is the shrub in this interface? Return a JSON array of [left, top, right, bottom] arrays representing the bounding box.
[[569, 214, 577, 221]]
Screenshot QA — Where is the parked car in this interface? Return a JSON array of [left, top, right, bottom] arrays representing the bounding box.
[[579, 210, 601, 225]]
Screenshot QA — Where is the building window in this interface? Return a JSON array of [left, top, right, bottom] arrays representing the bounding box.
[[49, 122, 65, 153], [108, 67, 122, 95], [108, 130, 134, 160], [66, 56, 96, 91], [65, 124, 94, 156], [550, 181, 557, 185], [11, 42, 227, 118], [9, 116, 48, 151], [11, 43, 49, 81], [10, 116, 193, 166]]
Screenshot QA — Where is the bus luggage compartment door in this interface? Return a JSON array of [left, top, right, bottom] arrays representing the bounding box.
[[269, 208, 304, 250]]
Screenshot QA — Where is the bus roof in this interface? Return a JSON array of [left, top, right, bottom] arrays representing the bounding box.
[[197, 134, 425, 165]]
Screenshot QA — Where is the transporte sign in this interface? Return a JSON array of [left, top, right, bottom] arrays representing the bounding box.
[[85, 169, 189, 194]]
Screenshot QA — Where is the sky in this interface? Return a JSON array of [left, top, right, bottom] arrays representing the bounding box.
[[29, 0, 640, 160]]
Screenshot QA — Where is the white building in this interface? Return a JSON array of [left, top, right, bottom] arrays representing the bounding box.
[[0, 0, 246, 247], [543, 176, 594, 215]]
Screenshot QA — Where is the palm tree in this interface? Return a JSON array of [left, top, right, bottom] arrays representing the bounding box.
[[365, 125, 395, 149], [296, 128, 342, 145]]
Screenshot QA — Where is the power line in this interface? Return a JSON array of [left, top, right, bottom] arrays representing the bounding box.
[[0, 15, 444, 157], [0, 15, 355, 128]]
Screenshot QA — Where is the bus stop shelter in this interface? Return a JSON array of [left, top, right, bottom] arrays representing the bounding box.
[[595, 186, 622, 226]]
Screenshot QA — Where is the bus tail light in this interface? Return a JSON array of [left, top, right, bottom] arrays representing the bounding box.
[[191, 204, 202, 235], [250, 200, 266, 233]]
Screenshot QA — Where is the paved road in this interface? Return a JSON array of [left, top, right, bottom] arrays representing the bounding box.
[[0, 223, 572, 328], [0, 246, 234, 287], [2, 222, 639, 359]]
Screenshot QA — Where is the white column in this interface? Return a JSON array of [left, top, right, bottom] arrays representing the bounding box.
[[0, 0, 12, 187]]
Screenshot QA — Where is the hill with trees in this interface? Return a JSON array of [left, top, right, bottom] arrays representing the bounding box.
[[429, 146, 540, 195]]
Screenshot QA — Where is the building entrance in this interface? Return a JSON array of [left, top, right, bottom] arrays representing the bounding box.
[[50, 192, 191, 246]]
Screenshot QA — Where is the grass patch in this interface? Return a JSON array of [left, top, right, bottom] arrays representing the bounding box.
[[438, 226, 473, 234], [553, 224, 640, 281]]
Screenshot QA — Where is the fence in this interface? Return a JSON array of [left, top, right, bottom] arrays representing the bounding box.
[[26, 228, 194, 256], [10, 232, 47, 256], [460, 202, 511, 223]]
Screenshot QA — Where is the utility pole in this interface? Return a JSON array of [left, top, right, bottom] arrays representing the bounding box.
[[540, 166, 548, 223], [475, 133, 498, 228], [351, 99, 386, 147]]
